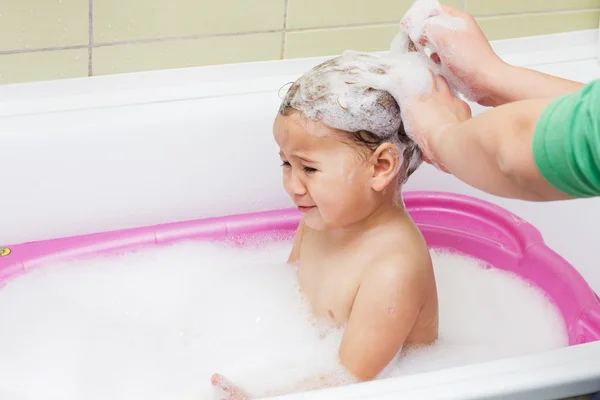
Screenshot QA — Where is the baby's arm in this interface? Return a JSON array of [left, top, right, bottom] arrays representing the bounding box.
[[287, 220, 306, 264], [339, 256, 426, 380], [211, 257, 425, 399]]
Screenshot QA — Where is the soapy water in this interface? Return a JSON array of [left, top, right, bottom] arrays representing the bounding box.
[[0, 238, 567, 400]]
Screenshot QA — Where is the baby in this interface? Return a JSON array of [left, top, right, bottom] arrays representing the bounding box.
[[211, 50, 440, 399]]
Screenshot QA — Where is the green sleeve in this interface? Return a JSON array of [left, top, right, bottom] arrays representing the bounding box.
[[532, 78, 600, 198]]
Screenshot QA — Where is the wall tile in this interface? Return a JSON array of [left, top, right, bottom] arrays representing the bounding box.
[[0, 49, 88, 85], [477, 10, 600, 40], [94, 0, 284, 43], [1, 0, 598, 86], [467, 0, 600, 16], [286, 0, 463, 29], [284, 25, 398, 59], [93, 33, 282, 75], [0, 0, 88, 51]]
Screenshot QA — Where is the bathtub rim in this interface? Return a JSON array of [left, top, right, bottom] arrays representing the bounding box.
[[270, 340, 600, 400]]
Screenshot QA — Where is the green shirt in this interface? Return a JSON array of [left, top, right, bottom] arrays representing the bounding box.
[[533, 78, 600, 198]]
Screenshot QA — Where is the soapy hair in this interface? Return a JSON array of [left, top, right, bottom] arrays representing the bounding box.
[[278, 51, 422, 185]]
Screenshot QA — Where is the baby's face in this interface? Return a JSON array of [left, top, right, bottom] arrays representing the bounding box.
[[273, 112, 383, 231]]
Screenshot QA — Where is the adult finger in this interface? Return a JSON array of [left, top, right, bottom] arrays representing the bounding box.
[[435, 74, 452, 95], [430, 52, 441, 64], [428, 69, 439, 92]]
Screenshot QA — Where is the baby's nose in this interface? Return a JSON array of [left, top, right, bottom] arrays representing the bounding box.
[[285, 173, 307, 196]]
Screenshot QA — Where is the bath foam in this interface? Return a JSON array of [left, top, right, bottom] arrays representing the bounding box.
[[0, 240, 567, 400], [394, 0, 466, 57], [394, 0, 482, 103]]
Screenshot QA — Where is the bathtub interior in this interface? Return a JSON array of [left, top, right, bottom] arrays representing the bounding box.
[[0, 190, 597, 400], [0, 29, 600, 399]]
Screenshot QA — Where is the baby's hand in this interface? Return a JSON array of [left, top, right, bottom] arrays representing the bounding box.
[[211, 373, 250, 400]]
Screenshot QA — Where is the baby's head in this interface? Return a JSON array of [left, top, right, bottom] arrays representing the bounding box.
[[273, 52, 422, 231]]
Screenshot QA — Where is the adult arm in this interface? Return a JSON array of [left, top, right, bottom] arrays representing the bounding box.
[[406, 76, 600, 201]]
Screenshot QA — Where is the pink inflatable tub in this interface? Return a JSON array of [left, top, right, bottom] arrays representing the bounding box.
[[0, 191, 599, 345]]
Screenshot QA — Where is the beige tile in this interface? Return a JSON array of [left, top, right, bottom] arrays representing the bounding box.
[[94, 0, 284, 43], [286, 0, 463, 29], [284, 25, 399, 59], [467, 0, 600, 16], [0, 49, 88, 85], [477, 10, 600, 40], [93, 33, 282, 76], [0, 0, 88, 51]]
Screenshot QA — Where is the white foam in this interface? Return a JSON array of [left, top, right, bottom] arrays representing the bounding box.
[[394, 0, 479, 103], [0, 242, 567, 399], [394, 0, 466, 57]]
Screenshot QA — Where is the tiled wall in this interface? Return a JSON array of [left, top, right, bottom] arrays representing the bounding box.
[[1, 0, 599, 85]]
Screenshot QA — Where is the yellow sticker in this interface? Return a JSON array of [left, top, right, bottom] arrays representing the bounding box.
[[0, 248, 11, 257]]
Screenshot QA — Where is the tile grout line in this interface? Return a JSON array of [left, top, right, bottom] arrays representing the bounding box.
[[280, 0, 289, 60], [88, 0, 93, 76], [92, 29, 284, 48], [463, 0, 467, 12], [0, 45, 88, 56]]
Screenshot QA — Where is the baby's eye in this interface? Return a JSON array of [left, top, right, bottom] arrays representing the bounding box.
[[303, 166, 317, 174], [281, 161, 291, 167]]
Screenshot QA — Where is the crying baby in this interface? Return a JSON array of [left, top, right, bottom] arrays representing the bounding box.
[[209, 4, 457, 397]]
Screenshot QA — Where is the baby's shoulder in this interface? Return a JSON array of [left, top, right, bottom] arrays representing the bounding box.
[[361, 221, 431, 280], [357, 247, 430, 307]]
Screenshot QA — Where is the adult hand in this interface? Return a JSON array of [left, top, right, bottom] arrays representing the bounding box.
[[404, 73, 472, 171], [403, 4, 509, 106]]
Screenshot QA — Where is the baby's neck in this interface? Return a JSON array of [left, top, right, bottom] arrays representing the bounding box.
[[326, 198, 409, 244]]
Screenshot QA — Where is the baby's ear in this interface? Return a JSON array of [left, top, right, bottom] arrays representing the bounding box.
[[370, 143, 400, 192]]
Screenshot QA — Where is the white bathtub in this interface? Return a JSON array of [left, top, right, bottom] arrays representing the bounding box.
[[0, 29, 599, 400]]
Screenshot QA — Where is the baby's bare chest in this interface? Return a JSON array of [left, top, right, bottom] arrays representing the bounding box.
[[297, 249, 364, 323]]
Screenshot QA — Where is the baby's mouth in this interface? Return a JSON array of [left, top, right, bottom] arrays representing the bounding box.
[[297, 205, 316, 213]]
